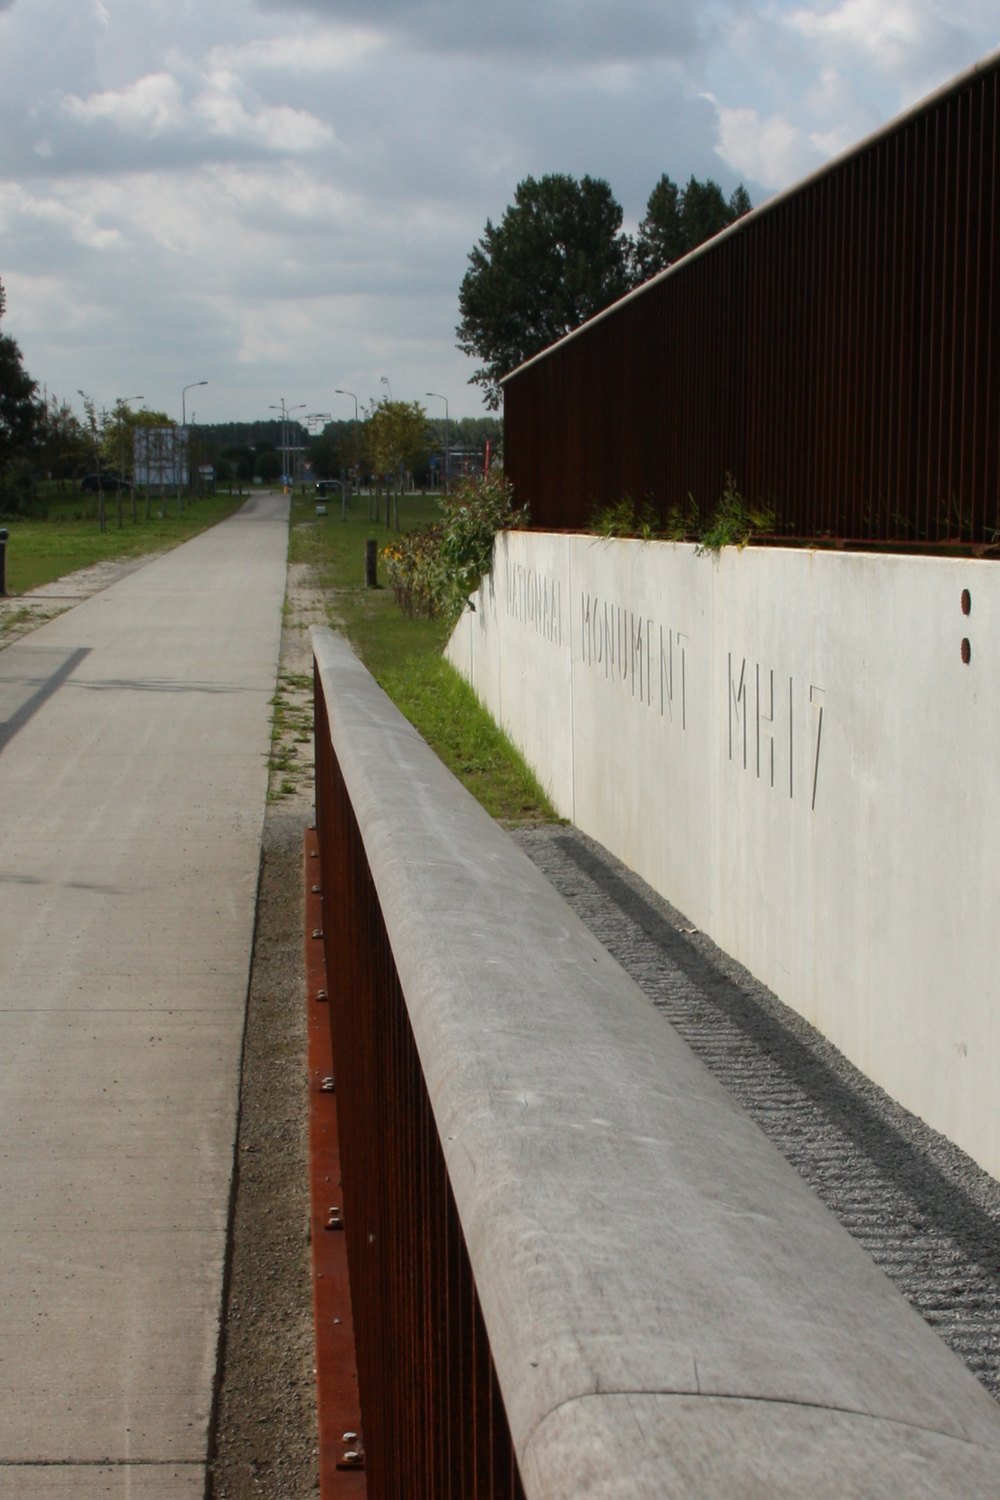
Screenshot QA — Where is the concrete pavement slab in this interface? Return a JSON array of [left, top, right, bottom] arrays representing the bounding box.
[[0, 1466, 204, 1497], [0, 494, 289, 1493], [0, 1230, 221, 1456]]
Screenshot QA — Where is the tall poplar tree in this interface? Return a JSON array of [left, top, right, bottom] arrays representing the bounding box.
[[633, 175, 753, 282]]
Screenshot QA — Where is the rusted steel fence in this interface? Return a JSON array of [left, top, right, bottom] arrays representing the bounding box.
[[503, 52, 1000, 549], [312, 626, 1000, 1498], [314, 655, 524, 1500]]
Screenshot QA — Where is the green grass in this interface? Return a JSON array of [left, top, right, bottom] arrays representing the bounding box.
[[4, 481, 559, 825], [294, 490, 559, 823], [2, 492, 247, 593]]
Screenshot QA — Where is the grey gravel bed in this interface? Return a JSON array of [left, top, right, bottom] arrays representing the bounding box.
[[511, 823, 1000, 1401]]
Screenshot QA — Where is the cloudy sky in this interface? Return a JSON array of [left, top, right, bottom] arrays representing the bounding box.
[[1, 0, 997, 426]]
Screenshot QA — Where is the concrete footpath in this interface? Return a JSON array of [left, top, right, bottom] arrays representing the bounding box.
[[0, 493, 289, 1497]]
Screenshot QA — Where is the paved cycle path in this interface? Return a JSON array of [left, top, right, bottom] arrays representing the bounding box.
[[0, 493, 289, 1497]]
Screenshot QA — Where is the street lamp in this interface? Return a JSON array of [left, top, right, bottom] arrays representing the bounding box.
[[181, 380, 207, 427], [426, 392, 450, 493], [180, 383, 207, 498], [335, 389, 360, 491], [269, 399, 306, 492]]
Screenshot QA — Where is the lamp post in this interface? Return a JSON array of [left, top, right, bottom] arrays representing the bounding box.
[[181, 380, 207, 427], [269, 400, 306, 493], [269, 400, 289, 492], [181, 382, 207, 499], [335, 388, 360, 493], [426, 392, 450, 494], [114, 395, 144, 523]]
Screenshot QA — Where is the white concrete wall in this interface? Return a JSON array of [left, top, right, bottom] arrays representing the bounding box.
[[447, 532, 1000, 1181]]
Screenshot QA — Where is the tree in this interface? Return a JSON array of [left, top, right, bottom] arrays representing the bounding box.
[[256, 447, 281, 483], [457, 174, 633, 408], [362, 398, 429, 527], [0, 279, 43, 511], [103, 404, 173, 521], [632, 175, 686, 280], [310, 428, 343, 481], [36, 396, 90, 486], [633, 174, 753, 282]]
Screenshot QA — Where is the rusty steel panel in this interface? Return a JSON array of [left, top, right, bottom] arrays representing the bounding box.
[[313, 671, 526, 1500], [504, 57, 1000, 550]]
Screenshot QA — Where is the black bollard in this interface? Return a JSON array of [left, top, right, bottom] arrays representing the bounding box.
[[0, 528, 8, 596], [364, 538, 378, 589]]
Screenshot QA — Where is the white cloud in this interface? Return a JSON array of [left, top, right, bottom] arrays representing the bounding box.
[[257, 0, 717, 66], [208, 26, 388, 77], [780, 0, 999, 105], [62, 73, 186, 135], [789, 0, 923, 61], [712, 102, 822, 188], [0, 181, 126, 253], [58, 69, 333, 156]]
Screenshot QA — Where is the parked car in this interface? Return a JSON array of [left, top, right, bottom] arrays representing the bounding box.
[[80, 473, 132, 493], [315, 479, 339, 496]]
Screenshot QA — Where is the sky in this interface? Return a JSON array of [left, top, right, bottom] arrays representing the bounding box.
[[1, 0, 997, 427]]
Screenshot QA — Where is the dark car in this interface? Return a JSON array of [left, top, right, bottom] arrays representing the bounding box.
[[81, 473, 132, 493], [315, 479, 339, 496]]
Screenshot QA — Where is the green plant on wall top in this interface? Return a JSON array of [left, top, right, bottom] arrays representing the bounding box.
[[587, 475, 773, 550], [695, 474, 775, 552], [590, 494, 661, 540]]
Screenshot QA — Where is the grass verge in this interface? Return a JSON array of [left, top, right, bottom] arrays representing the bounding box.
[[292, 490, 559, 824], [2, 492, 247, 593]]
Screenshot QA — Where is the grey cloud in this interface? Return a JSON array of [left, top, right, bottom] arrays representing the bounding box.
[[257, 0, 724, 65]]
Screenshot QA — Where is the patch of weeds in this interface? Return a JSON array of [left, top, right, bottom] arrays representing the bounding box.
[[267, 669, 314, 799], [590, 495, 661, 539], [696, 474, 774, 553], [0, 605, 34, 638], [663, 494, 700, 541]]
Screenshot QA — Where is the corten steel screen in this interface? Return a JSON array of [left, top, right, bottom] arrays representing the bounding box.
[[504, 57, 1000, 549]]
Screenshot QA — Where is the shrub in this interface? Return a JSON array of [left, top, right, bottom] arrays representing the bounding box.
[[383, 472, 527, 621]]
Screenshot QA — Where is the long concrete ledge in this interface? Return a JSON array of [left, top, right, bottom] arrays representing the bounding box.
[[313, 626, 1000, 1496]]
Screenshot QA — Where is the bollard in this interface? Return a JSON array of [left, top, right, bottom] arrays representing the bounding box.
[[364, 538, 377, 589], [0, 528, 8, 596]]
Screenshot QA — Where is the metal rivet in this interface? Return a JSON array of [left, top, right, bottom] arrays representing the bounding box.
[[315, 989, 328, 1002], [343, 1431, 357, 1442], [312, 928, 323, 939], [321, 1076, 335, 1092], [311, 883, 322, 894]]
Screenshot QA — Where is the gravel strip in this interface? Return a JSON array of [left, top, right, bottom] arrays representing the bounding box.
[[511, 823, 1000, 1400]]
